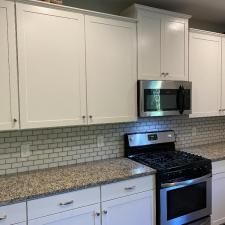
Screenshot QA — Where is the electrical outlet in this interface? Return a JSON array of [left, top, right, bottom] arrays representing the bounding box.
[[21, 143, 31, 157], [192, 127, 197, 136], [97, 135, 105, 147]]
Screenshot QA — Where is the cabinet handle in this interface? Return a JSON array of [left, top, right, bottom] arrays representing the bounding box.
[[82, 115, 86, 119], [13, 118, 17, 123], [59, 200, 74, 206], [165, 72, 169, 76], [161, 72, 165, 76], [0, 213, 7, 220], [103, 210, 108, 215], [96, 212, 101, 217], [89, 115, 93, 119], [124, 185, 136, 191]]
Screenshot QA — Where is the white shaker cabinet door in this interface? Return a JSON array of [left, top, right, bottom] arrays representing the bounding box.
[[137, 11, 161, 80], [16, 3, 87, 129], [162, 16, 188, 81], [85, 15, 137, 125], [212, 172, 225, 225], [0, 0, 19, 130], [102, 191, 155, 225], [28, 204, 101, 225], [189, 31, 221, 118]]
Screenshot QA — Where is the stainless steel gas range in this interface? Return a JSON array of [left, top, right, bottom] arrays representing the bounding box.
[[125, 130, 212, 225]]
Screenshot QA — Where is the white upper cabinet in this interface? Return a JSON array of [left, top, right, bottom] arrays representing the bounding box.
[[136, 11, 161, 80], [85, 15, 137, 124], [121, 4, 190, 81], [0, 0, 19, 130], [16, 3, 87, 129], [189, 30, 221, 118], [162, 16, 188, 80], [16, 2, 137, 129]]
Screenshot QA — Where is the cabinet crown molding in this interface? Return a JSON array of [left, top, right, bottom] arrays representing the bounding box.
[[189, 28, 223, 37], [123, 3, 191, 20], [13, 0, 137, 23]]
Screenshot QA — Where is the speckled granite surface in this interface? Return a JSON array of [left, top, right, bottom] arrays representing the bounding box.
[[181, 142, 225, 162], [0, 158, 155, 205]]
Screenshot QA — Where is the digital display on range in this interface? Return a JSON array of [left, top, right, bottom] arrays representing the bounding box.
[[148, 134, 158, 141]]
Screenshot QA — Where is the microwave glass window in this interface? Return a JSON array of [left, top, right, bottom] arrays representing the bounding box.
[[144, 89, 178, 111], [167, 182, 207, 220]]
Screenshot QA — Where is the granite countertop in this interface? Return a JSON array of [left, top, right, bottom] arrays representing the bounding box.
[[181, 142, 225, 162], [0, 158, 155, 206]]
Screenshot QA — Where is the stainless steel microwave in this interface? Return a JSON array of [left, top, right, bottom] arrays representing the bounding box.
[[138, 80, 192, 117]]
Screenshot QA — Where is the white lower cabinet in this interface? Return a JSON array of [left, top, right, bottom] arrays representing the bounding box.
[[26, 176, 156, 225], [0, 202, 26, 225], [28, 203, 101, 225], [102, 191, 155, 225], [212, 161, 225, 225], [101, 176, 155, 225]]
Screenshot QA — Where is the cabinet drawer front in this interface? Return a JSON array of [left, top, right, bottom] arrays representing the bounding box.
[[28, 204, 100, 225], [28, 187, 100, 220], [101, 176, 155, 201], [0, 202, 26, 225], [212, 160, 225, 175]]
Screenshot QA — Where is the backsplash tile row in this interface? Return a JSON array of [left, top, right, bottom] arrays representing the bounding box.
[[0, 116, 225, 175]]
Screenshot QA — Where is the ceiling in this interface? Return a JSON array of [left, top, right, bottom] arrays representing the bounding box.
[[63, 0, 225, 32]]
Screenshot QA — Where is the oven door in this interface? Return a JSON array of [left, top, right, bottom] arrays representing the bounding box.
[[138, 80, 191, 117], [160, 174, 212, 225]]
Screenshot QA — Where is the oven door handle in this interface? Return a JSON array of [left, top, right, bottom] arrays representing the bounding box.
[[161, 174, 212, 188]]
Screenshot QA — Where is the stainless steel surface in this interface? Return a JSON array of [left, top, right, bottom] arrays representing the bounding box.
[[160, 175, 212, 225], [161, 174, 212, 188], [189, 216, 211, 225], [138, 80, 192, 117], [127, 130, 175, 147], [59, 200, 74, 206]]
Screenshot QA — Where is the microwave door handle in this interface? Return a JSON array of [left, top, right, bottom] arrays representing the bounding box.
[[177, 85, 185, 114]]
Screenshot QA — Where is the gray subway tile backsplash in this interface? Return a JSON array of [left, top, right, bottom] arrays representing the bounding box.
[[0, 116, 225, 175]]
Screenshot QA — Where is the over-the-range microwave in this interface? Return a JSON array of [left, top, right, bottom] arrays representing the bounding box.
[[138, 80, 192, 117]]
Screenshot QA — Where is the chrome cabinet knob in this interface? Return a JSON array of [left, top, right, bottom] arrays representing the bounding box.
[[82, 115, 86, 119], [161, 72, 165, 76], [13, 118, 17, 123], [96, 212, 100, 216], [89, 115, 93, 119], [103, 210, 108, 215]]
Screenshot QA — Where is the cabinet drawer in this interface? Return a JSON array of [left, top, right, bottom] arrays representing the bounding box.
[[28, 187, 100, 220], [212, 160, 225, 175], [101, 176, 155, 201], [0, 202, 26, 225]]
